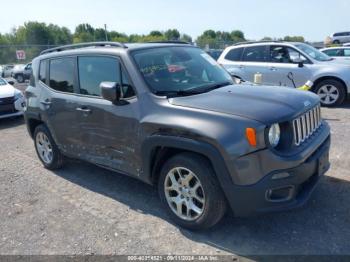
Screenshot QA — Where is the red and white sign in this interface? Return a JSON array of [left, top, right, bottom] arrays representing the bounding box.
[[16, 50, 26, 60]]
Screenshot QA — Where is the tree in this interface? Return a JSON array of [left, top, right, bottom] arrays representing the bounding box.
[[261, 36, 273, 41], [180, 34, 192, 43], [196, 29, 246, 49], [283, 36, 305, 42], [149, 30, 163, 37], [164, 29, 180, 40]]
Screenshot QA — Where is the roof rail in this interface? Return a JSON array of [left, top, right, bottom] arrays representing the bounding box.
[[147, 40, 191, 45], [40, 41, 127, 55], [233, 40, 285, 46]]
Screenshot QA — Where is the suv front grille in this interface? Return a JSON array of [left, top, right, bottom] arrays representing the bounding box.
[[292, 104, 322, 146], [0, 96, 15, 105]]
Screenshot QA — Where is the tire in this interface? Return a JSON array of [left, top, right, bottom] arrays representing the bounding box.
[[16, 74, 24, 83], [314, 79, 346, 107], [34, 124, 65, 170], [158, 153, 227, 230]]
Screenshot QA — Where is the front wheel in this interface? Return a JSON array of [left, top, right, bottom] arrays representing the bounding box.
[[158, 153, 227, 230], [314, 79, 346, 107]]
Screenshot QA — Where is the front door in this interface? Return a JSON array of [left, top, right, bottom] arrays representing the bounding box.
[[75, 55, 140, 175], [264, 45, 312, 88]]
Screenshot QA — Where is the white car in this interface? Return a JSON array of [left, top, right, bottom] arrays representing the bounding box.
[[321, 47, 350, 61], [0, 78, 25, 119]]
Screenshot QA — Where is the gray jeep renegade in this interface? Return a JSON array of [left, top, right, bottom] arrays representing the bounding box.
[[24, 42, 331, 230]]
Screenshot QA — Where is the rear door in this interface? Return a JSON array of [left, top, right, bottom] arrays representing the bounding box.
[[219, 47, 246, 79], [75, 55, 140, 175], [239, 45, 270, 82], [265, 45, 312, 88], [38, 57, 82, 157]]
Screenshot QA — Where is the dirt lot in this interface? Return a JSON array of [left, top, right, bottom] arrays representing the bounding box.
[[0, 84, 349, 256]]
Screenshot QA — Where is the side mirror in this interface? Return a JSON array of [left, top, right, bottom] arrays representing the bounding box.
[[8, 80, 15, 85], [291, 57, 304, 68], [100, 82, 121, 103]]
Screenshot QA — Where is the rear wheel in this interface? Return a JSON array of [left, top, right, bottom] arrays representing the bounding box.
[[16, 74, 24, 83], [158, 153, 227, 230], [34, 124, 65, 170], [314, 79, 346, 107]]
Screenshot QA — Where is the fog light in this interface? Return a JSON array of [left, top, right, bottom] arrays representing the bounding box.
[[271, 172, 290, 180], [266, 186, 294, 202]]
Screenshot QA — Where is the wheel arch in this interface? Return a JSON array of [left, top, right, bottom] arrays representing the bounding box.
[[141, 135, 236, 198], [26, 116, 44, 139], [312, 76, 347, 92]]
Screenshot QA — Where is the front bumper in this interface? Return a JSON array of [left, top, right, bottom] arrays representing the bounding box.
[[225, 124, 331, 217], [0, 96, 25, 120]]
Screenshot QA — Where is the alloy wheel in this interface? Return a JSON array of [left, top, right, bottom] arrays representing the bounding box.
[[317, 85, 339, 105], [164, 167, 205, 221], [36, 132, 53, 164]]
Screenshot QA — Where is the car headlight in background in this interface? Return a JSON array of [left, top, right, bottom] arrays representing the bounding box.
[[268, 123, 280, 147], [14, 91, 23, 101]]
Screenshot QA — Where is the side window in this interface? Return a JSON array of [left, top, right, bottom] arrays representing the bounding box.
[[287, 48, 308, 63], [344, 49, 350, 56], [78, 56, 119, 97], [225, 48, 243, 61], [269, 46, 290, 63], [49, 57, 75, 93], [39, 60, 47, 84], [242, 46, 268, 62]]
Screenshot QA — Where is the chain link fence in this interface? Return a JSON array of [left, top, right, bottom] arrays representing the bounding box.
[[0, 45, 60, 65]]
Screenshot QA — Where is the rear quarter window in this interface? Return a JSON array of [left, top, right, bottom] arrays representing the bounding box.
[[39, 60, 47, 84]]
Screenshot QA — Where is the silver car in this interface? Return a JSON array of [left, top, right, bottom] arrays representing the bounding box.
[[330, 32, 350, 44], [218, 41, 350, 106], [321, 47, 350, 62]]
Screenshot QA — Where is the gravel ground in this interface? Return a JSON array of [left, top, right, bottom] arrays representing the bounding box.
[[0, 84, 349, 256]]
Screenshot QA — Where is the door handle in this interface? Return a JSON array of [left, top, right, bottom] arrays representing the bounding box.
[[76, 107, 92, 114], [40, 100, 52, 106]]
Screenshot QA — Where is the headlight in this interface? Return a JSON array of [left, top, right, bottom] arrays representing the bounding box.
[[14, 91, 23, 101], [268, 124, 280, 147]]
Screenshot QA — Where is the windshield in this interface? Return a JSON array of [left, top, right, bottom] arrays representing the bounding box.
[[132, 46, 233, 95], [295, 43, 332, 62], [0, 78, 7, 86]]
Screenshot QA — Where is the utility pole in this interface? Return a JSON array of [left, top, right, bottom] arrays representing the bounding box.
[[104, 24, 108, 41]]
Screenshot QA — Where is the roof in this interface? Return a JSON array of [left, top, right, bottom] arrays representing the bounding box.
[[39, 41, 193, 56]]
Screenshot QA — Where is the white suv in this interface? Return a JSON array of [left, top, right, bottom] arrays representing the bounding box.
[[218, 41, 350, 106]]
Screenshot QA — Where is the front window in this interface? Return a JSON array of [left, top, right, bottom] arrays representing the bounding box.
[[295, 43, 332, 62], [132, 47, 232, 96]]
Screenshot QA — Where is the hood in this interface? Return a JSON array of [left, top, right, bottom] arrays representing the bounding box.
[[0, 84, 15, 98], [12, 66, 25, 74], [325, 58, 350, 66], [168, 85, 320, 124]]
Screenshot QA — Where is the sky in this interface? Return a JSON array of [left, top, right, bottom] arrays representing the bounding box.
[[0, 0, 349, 41]]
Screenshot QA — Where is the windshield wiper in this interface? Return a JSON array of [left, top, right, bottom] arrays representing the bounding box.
[[154, 81, 233, 97]]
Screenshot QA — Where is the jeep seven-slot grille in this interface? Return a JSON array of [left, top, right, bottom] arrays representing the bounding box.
[[292, 104, 322, 146]]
